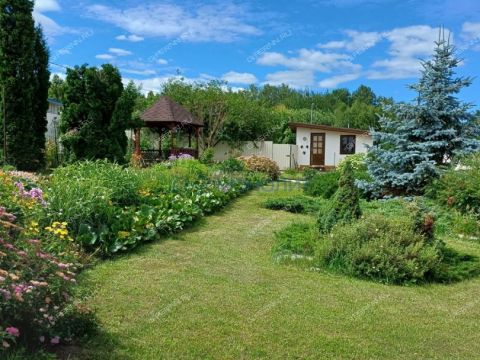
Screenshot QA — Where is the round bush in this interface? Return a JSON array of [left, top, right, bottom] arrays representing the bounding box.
[[316, 214, 444, 284], [304, 171, 340, 198], [238, 155, 280, 180]]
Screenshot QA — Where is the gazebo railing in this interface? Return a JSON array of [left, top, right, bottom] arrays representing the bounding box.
[[170, 148, 198, 159], [140, 150, 163, 165], [140, 148, 199, 165]]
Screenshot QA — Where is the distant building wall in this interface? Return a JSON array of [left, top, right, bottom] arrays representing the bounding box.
[[213, 141, 297, 170]]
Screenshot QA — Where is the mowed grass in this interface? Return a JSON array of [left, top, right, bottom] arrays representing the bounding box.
[[76, 183, 480, 359]]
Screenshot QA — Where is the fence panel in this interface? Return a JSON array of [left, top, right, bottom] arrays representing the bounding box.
[[212, 141, 296, 170]]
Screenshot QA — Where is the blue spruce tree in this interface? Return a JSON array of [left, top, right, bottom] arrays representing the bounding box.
[[360, 35, 480, 197]]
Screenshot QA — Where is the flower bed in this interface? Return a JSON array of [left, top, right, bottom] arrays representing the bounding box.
[[46, 160, 269, 255], [1, 160, 268, 354], [1, 170, 89, 353]]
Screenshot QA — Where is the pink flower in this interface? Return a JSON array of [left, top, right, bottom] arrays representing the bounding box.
[[50, 336, 60, 345], [6, 327, 20, 337]]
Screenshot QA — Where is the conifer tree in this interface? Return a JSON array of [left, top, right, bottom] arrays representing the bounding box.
[[360, 35, 480, 196], [32, 26, 50, 168], [0, 1, 49, 170], [60, 65, 136, 162], [318, 161, 362, 234]]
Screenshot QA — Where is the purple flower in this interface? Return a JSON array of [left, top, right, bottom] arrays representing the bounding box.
[[0, 289, 11, 300], [50, 336, 60, 345], [177, 153, 194, 160]]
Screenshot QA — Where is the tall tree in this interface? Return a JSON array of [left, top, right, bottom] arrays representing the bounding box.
[[32, 26, 50, 167], [0, 0, 48, 170], [60, 64, 134, 162], [360, 37, 480, 197], [48, 74, 66, 102], [108, 81, 142, 162]]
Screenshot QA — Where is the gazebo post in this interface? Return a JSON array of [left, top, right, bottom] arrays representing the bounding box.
[[158, 129, 162, 159], [134, 128, 141, 157], [195, 127, 200, 157], [170, 126, 176, 154], [188, 130, 192, 148]]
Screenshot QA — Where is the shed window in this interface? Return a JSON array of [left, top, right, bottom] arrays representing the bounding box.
[[340, 135, 356, 155]]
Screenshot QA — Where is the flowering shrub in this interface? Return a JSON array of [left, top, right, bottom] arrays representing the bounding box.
[[238, 155, 280, 180], [0, 213, 81, 351], [168, 153, 195, 161], [0, 170, 92, 354]]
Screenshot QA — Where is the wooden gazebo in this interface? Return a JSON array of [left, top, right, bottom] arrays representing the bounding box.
[[134, 96, 203, 162]]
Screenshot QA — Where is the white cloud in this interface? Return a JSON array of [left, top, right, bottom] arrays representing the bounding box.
[[87, 3, 261, 42], [461, 22, 480, 51], [126, 74, 206, 93], [157, 59, 168, 65], [257, 24, 448, 88], [96, 54, 115, 60], [318, 73, 361, 88], [264, 70, 316, 88], [116, 34, 145, 42], [221, 71, 258, 84], [319, 30, 382, 53], [34, 0, 61, 12], [33, 0, 74, 38], [257, 49, 359, 73], [367, 25, 441, 79], [121, 69, 157, 76], [109, 48, 133, 56], [461, 22, 480, 40]]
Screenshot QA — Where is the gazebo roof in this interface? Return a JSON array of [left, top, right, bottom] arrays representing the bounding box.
[[140, 96, 203, 128]]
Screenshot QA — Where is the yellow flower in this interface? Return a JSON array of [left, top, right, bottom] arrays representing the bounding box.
[[117, 231, 131, 239]]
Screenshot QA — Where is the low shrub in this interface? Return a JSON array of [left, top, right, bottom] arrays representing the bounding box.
[[303, 168, 319, 181], [238, 155, 280, 180], [199, 148, 214, 164], [304, 171, 340, 198], [337, 153, 367, 172], [315, 214, 445, 284], [217, 158, 246, 173], [272, 222, 317, 257], [263, 196, 322, 214], [280, 169, 305, 180], [427, 153, 480, 217], [317, 161, 361, 234]]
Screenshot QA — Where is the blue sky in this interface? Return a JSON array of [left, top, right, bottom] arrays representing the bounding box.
[[36, 0, 480, 106]]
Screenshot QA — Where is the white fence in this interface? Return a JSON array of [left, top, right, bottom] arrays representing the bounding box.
[[213, 141, 297, 170]]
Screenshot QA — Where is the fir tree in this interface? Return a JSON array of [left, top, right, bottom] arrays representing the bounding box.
[[360, 36, 480, 196], [317, 161, 362, 234], [60, 64, 136, 162], [0, 0, 47, 170]]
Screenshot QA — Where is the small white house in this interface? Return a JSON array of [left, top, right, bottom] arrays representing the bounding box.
[[46, 98, 62, 141], [290, 122, 373, 169]]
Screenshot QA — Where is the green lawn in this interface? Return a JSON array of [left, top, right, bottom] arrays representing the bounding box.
[[76, 184, 480, 359]]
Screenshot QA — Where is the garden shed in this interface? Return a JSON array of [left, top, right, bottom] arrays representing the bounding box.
[[134, 96, 203, 162], [290, 122, 372, 169]]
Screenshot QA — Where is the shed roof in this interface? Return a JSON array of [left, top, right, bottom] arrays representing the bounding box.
[[289, 122, 369, 135], [140, 96, 203, 128]]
